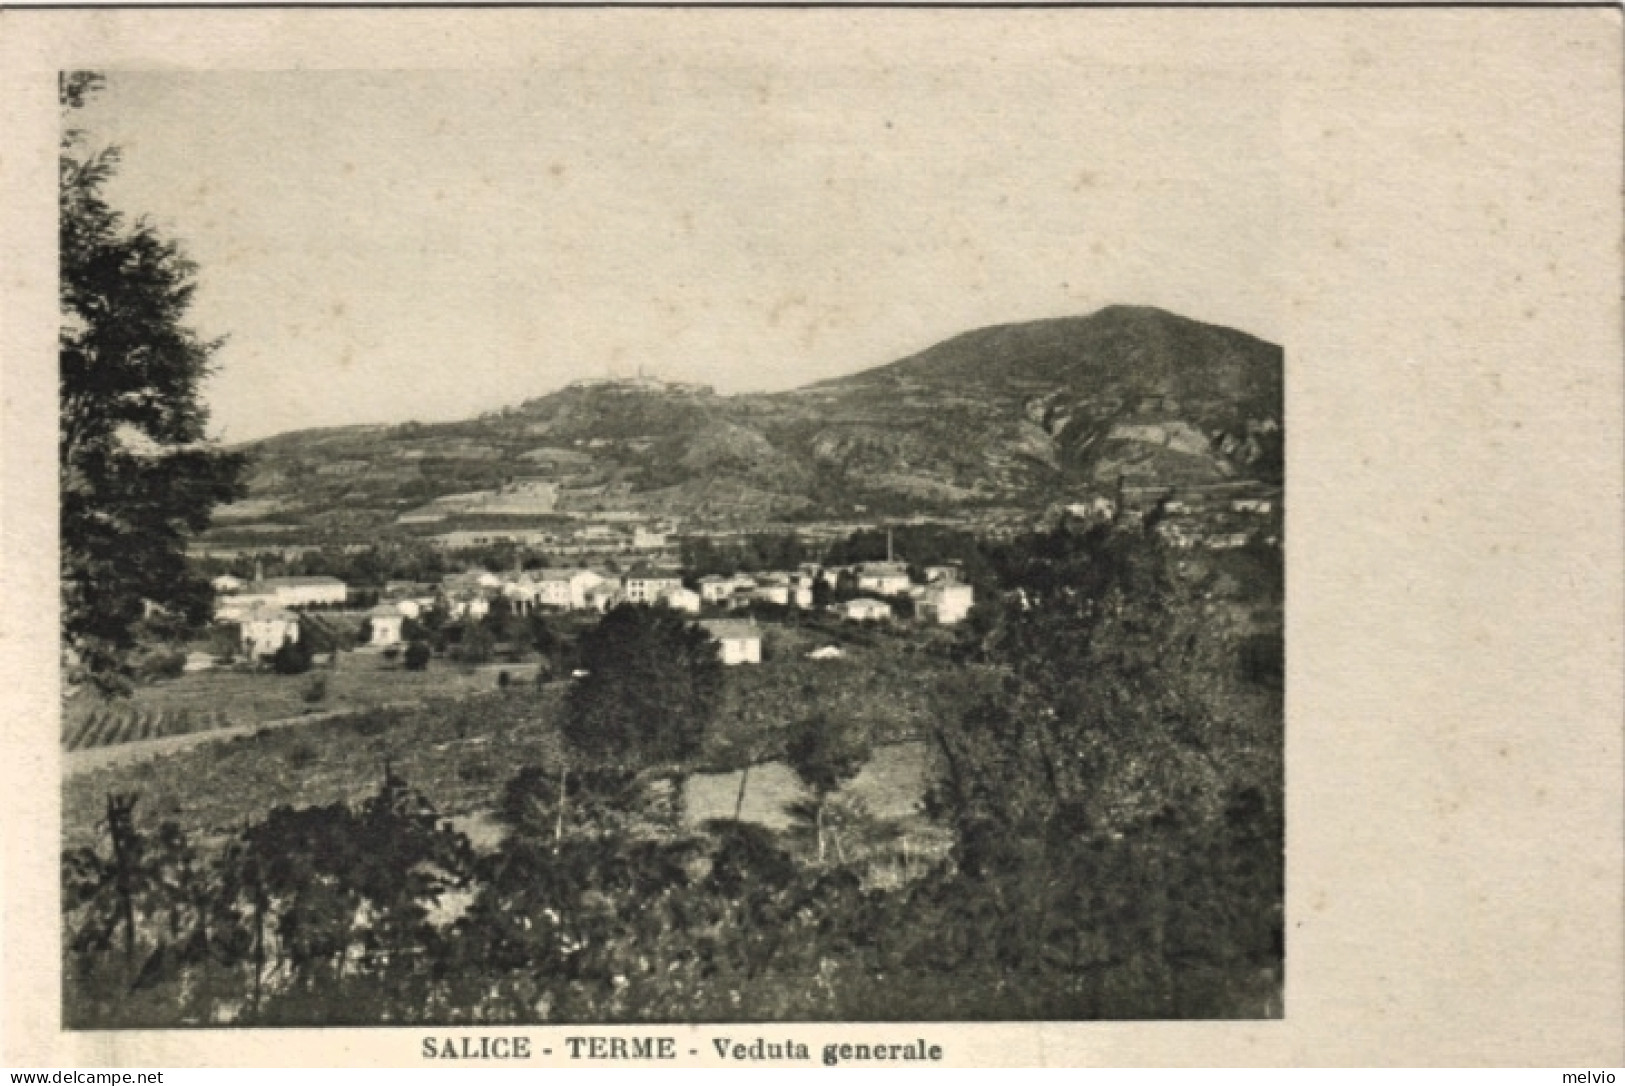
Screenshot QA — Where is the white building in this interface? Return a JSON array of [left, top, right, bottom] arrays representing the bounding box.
[[443, 591, 490, 620], [499, 573, 543, 613], [240, 606, 299, 659], [260, 576, 348, 607], [214, 595, 270, 622], [368, 603, 405, 647], [841, 597, 893, 623], [701, 619, 762, 665], [623, 567, 683, 604], [698, 575, 735, 604], [749, 578, 813, 609], [918, 583, 975, 625], [657, 586, 702, 614], [752, 581, 791, 607], [212, 574, 246, 595], [856, 563, 912, 596], [584, 582, 622, 612], [441, 570, 500, 594], [536, 568, 606, 610]]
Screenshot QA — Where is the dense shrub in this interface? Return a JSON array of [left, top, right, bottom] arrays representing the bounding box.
[[403, 641, 431, 672], [453, 622, 494, 666], [136, 647, 188, 682], [271, 637, 313, 676]]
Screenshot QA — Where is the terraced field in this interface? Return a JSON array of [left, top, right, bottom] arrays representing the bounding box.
[[62, 655, 539, 751]]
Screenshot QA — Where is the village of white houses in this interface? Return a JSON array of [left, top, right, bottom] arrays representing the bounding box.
[[56, 66, 1284, 1027]]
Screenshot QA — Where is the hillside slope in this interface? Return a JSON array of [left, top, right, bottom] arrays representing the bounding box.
[[219, 307, 1282, 535]]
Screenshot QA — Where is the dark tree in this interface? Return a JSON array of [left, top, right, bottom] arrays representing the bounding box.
[[562, 604, 723, 765], [59, 72, 247, 692], [810, 574, 833, 611], [271, 636, 313, 676], [465, 621, 497, 665], [403, 641, 431, 672], [487, 597, 532, 647], [784, 712, 870, 863]]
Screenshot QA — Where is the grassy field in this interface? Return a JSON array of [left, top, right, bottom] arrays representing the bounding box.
[[683, 741, 931, 828], [62, 653, 540, 751], [62, 631, 951, 853]]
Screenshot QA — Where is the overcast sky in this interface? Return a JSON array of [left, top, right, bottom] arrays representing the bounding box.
[[76, 34, 1280, 443]]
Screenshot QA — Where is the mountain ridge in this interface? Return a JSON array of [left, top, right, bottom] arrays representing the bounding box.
[[216, 307, 1282, 538]]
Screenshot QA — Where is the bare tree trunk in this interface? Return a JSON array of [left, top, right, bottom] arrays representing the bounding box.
[[815, 799, 826, 864], [733, 763, 751, 821], [106, 794, 138, 968], [553, 763, 568, 850], [251, 879, 265, 1015]]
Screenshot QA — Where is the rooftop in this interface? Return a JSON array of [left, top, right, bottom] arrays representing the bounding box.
[[240, 605, 298, 622], [700, 620, 760, 641], [625, 565, 682, 580]]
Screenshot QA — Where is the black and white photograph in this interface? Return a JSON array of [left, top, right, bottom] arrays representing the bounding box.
[[54, 45, 1284, 1028], [3, 4, 1620, 1069]]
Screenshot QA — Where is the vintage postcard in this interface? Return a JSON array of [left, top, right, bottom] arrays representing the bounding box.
[[1, 5, 1620, 1069]]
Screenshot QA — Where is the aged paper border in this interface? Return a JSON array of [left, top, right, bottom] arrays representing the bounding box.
[[2, 5, 1622, 1068]]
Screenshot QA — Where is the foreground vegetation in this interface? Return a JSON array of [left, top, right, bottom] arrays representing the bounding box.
[[63, 523, 1282, 1024]]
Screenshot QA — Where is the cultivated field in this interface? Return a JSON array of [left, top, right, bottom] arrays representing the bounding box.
[[62, 653, 538, 751]]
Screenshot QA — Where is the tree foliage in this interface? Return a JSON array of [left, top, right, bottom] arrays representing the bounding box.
[[562, 604, 723, 765], [785, 712, 869, 798], [784, 712, 870, 862], [59, 71, 247, 692], [454, 621, 495, 666], [923, 522, 1283, 1011], [271, 636, 313, 676], [937, 521, 1278, 847], [62, 772, 474, 1026], [403, 641, 432, 672]]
